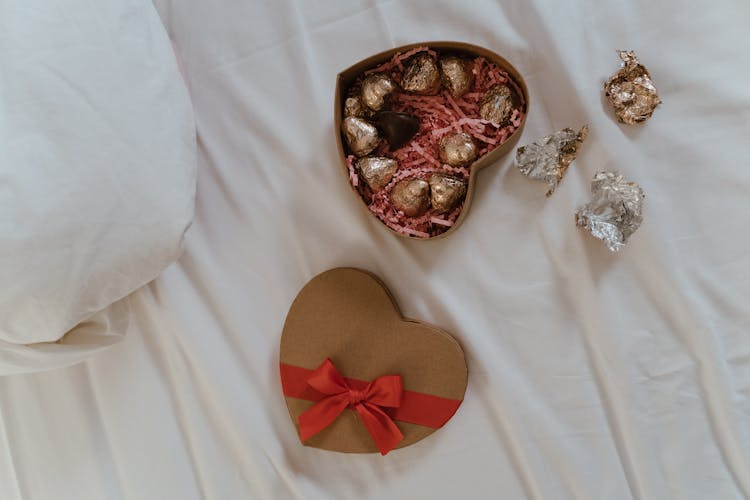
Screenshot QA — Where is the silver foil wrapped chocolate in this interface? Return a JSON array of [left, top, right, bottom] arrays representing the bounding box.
[[357, 157, 397, 191], [479, 84, 516, 125], [400, 53, 441, 95], [575, 171, 645, 252], [439, 56, 474, 98], [429, 173, 467, 214], [604, 51, 661, 125], [390, 178, 430, 217], [341, 116, 381, 157], [361, 73, 396, 111], [515, 125, 589, 196], [439, 131, 478, 167]]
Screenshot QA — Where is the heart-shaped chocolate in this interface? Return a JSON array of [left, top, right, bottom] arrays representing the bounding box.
[[373, 111, 420, 150], [280, 268, 467, 453]]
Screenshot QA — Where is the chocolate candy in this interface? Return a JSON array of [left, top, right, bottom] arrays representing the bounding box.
[[515, 125, 589, 196], [373, 111, 420, 150], [575, 171, 645, 252], [341, 116, 381, 157], [390, 178, 430, 217], [479, 84, 516, 125], [439, 131, 478, 167], [439, 56, 474, 98], [357, 157, 398, 191], [400, 53, 441, 95], [344, 95, 368, 118], [429, 173, 467, 214], [604, 51, 660, 124], [361, 73, 396, 111]]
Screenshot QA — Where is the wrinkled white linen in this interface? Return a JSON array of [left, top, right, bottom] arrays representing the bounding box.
[[0, 0, 195, 374], [1, 0, 749, 498]]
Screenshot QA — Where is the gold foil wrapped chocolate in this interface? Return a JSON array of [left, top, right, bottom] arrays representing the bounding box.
[[344, 95, 368, 118], [439, 56, 474, 98], [341, 116, 381, 157], [361, 73, 397, 111], [575, 171, 645, 252], [429, 173, 467, 214], [357, 157, 397, 191], [390, 178, 430, 216], [400, 53, 441, 95], [439, 131, 478, 167], [515, 125, 588, 196], [604, 51, 661, 124], [479, 84, 516, 125]]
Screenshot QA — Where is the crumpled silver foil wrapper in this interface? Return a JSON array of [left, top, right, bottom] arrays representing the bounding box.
[[604, 50, 661, 124], [515, 125, 589, 196], [575, 171, 645, 252]]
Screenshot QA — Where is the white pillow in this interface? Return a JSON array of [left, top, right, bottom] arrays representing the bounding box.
[[0, 0, 196, 373]]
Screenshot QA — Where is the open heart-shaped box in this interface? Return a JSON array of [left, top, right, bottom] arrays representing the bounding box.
[[280, 268, 468, 454], [335, 41, 529, 240]]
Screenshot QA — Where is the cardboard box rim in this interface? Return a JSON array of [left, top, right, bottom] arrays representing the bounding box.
[[334, 41, 530, 241]]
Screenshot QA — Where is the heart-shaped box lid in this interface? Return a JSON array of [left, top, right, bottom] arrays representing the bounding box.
[[280, 268, 468, 453]]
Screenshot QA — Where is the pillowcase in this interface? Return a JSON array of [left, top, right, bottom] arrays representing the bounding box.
[[0, 0, 196, 374]]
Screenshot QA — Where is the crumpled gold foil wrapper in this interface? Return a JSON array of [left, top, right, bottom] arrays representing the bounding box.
[[515, 125, 588, 196], [575, 171, 645, 252], [604, 51, 661, 125]]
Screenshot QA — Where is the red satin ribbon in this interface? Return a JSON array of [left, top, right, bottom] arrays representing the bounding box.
[[297, 358, 403, 455], [280, 359, 462, 455]]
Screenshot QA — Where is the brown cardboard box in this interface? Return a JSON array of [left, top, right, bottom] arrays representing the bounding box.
[[335, 41, 529, 240], [280, 268, 467, 453]]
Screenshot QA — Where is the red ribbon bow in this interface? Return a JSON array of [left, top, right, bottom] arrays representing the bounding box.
[[298, 358, 404, 455]]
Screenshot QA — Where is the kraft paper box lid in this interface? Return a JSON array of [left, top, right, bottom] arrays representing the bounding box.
[[280, 268, 468, 454]]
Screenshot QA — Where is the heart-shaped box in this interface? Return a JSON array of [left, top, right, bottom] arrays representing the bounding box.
[[335, 41, 529, 240], [280, 268, 467, 454]]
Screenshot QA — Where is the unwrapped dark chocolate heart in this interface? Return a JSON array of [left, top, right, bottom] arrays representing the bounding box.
[[373, 111, 420, 150]]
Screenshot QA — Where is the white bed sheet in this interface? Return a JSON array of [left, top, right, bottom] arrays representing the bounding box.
[[2, 1, 750, 499]]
